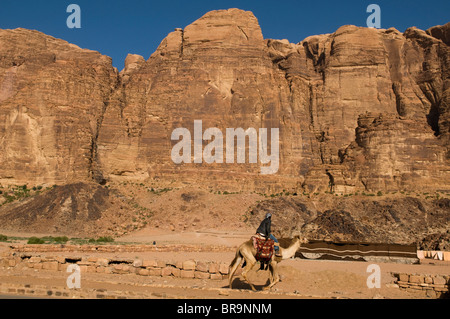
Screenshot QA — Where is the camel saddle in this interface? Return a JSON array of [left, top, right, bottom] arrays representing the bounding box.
[[252, 235, 274, 264]]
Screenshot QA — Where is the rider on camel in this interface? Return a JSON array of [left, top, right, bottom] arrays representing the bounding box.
[[256, 212, 281, 257]]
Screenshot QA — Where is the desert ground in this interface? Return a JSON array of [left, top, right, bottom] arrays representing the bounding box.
[[0, 226, 448, 300], [0, 183, 449, 300]]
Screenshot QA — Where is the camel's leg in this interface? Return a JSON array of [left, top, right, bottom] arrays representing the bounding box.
[[268, 265, 273, 282], [240, 252, 257, 291], [228, 252, 243, 289], [264, 261, 279, 290], [241, 263, 256, 291]]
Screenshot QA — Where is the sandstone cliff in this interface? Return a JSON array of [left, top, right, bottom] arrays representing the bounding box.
[[0, 10, 449, 194], [0, 28, 118, 186]]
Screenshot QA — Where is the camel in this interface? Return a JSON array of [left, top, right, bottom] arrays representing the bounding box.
[[228, 235, 307, 291]]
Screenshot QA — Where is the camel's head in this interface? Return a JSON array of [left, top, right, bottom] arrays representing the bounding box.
[[293, 235, 309, 245]]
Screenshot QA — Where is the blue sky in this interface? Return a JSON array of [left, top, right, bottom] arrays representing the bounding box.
[[1, 0, 448, 70]]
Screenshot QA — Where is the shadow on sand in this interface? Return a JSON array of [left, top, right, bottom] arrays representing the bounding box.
[[225, 278, 271, 291]]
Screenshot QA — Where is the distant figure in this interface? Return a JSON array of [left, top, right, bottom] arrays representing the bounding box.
[[326, 169, 335, 193], [256, 212, 281, 257]]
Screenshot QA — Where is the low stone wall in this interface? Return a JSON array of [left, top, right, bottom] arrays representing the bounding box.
[[0, 253, 232, 280], [0, 282, 142, 299], [8, 243, 235, 253], [393, 273, 449, 298]]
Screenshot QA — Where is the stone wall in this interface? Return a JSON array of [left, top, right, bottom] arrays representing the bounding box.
[[0, 252, 232, 280], [393, 273, 450, 298], [0, 282, 144, 299], [7, 243, 235, 253]]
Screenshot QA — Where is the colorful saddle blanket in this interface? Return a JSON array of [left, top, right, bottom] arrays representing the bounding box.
[[252, 236, 274, 263]]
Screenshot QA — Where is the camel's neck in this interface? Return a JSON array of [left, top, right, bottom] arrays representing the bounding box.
[[281, 239, 301, 260]]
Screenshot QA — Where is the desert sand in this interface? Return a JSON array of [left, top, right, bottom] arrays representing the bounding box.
[[1, 228, 448, 300]]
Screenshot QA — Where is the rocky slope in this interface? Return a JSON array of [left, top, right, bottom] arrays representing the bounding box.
[[0, 182, 448, 247], [247, 195, 450, 245], [0, 9, 449, 195], [0, 182, 151, 237]]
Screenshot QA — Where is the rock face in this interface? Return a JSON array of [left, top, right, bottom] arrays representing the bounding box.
[[272, 23, 450, 193], [98, 9, 288, 190], [0, 28, 118, 186], [0, 9, 449, 194]]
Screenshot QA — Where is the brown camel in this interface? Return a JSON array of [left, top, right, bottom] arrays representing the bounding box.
[[228, 235, 307, 291]]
